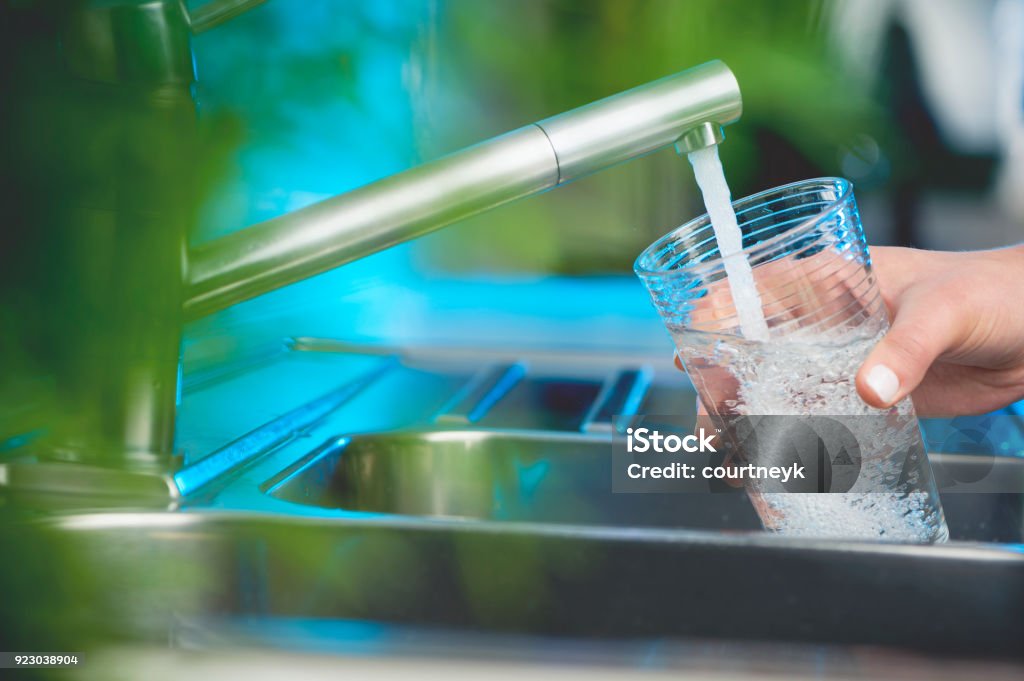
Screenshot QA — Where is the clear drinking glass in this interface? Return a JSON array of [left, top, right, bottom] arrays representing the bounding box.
[[635, 178, 949, 542]]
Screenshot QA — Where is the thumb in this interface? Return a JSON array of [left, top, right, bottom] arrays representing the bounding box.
[[856, 294, 959, 408]]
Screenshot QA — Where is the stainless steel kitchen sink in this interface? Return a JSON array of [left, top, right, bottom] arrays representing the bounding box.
[[3, 344, 1024, 664], [262, 429, 1024, 542], [3, 501, 1022, 662], [264, 430, 763, 529]]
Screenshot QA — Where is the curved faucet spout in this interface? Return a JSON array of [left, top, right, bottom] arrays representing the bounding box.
[[184, 60, 742, 319]]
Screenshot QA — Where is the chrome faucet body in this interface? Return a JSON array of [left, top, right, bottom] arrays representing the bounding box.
[[185, 61, 742, 317]]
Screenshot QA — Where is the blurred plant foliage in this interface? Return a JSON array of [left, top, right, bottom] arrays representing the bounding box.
[[416, 0, 883, 274]]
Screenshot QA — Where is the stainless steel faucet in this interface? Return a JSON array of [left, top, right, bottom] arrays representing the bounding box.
[[6, 0, 741, 479], [185, 61, 742, 317]]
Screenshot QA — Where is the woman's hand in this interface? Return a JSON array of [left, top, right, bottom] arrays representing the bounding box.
[[855, 244, 1024, 416]]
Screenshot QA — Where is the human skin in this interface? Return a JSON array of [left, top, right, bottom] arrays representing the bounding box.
[[854, 244, 1024, 417]]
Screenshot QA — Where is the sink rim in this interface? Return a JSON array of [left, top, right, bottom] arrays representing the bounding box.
[[19, 507, 1023, 565]]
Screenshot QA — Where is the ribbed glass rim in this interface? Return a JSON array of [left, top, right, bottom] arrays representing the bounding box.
[[633, 177, 854, 279]]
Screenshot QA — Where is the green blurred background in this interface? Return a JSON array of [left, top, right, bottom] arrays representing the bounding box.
[[186, 0, 1020, 276]]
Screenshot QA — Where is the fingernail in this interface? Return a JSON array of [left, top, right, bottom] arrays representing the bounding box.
[[865, 364, 900, 405]]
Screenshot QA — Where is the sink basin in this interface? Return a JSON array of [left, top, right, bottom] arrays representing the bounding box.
[[265, 430, 762, 530], [263, 429, 1024, 543], [4, 434, 1023, 661]]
